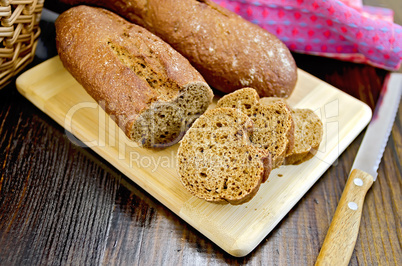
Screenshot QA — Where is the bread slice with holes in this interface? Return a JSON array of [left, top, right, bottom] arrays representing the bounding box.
[[285, 109, 323, 164], [260, 97, 323, 164], [177, 107, 271, 205], [55, 6, 213, 148], [216, 88, 294, 168]]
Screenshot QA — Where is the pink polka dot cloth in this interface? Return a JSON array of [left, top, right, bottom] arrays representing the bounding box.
[[213, 0, 402, 71]]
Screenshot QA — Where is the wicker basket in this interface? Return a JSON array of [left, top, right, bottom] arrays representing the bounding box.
[[0, 0, 44, 89]]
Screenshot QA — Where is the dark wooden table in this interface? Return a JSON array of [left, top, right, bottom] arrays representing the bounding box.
[[1, 1, 401, 265]]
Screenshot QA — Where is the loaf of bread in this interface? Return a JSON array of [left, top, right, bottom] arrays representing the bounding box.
[[260, 97, 323, 165], [60, 0, 298, 98], [177, 107, 271, 205], [55, 6, 213, 148], [216, 88, 294, 168]]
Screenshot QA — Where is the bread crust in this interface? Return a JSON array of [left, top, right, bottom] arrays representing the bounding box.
[[56, 6, 213, 147], [60, 0, 298, 98]]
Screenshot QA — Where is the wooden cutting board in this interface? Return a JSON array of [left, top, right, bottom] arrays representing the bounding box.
[[16, 56, 372, 257]]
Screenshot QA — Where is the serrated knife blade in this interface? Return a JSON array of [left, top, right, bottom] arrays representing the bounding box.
[[315, 73, 402, 266], [351, 73, 402, 180]]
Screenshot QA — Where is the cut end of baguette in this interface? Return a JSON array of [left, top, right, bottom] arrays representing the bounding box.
[[177, 107, 271, 205], [130, 82, 213, 148]]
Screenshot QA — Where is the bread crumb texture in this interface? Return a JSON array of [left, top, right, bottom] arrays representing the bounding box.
[[217, 88, 294, 168], [259, 97, 324, 164], [284, 108, 323, 164], [178, 88, 323, 205], [177, 107, 271, 205]]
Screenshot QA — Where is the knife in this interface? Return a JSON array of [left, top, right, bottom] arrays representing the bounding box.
[[315, 73, 402, 266]]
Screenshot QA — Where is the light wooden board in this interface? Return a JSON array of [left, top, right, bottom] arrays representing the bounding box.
[[16, 56, 372, 257]]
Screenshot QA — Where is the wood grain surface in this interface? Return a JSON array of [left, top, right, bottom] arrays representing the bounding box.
[[1, 0, 401, 265], [15, 56, 372, 257]]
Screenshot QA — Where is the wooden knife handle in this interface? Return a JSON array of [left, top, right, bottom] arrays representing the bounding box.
[[315, 169, 374, 266]]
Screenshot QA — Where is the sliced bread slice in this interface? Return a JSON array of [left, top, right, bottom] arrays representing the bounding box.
[[260, 97, 323, 165], [284, 108, 323, 164], [177, 107, 271, 205], [216, 88, 294, 168]]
